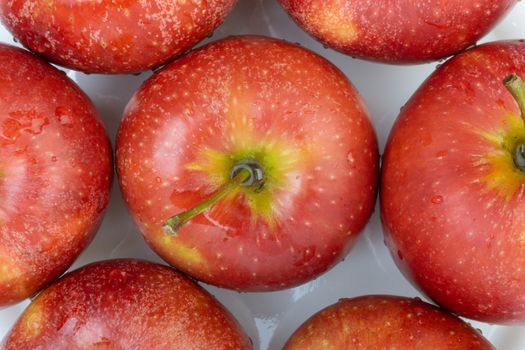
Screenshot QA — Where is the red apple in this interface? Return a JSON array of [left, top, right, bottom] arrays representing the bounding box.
[[283, 295, 494, 349], [278, 0, 517, 63], [381, 40, 525, 323], [116, 35, 379, 291], [1, 259, 252, 349], [0, 44, 112, 307], [0, 0, 237, 74]]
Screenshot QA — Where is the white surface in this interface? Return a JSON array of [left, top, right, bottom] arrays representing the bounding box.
[[1, 1, 525, 349]]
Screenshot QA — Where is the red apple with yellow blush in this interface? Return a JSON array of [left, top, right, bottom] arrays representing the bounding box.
[[278, 0, 517, 63], [1, 260, 252, 350], [381, 40, 525, 323], [0, 44, 112, 307], [0, 0, 237, 73], [284, 295, 495, 350], [116, 35, 379, 291]]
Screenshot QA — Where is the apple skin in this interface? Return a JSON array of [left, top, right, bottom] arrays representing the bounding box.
[[381, 41, 525, 323], [0, 0, 237, 74], [278, 0, 517, 64], [116, 35, 379, 291], [1, 259, 252, 350], [0, 44, 112, 307], [283, 295, 495, 350]]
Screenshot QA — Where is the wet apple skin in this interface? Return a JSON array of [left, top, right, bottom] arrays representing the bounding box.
[[284, 295, 495, 350], [2, 259, 252, 350], [116, 35, 379, 291], [279, 0, 517, 63], [381, 40, 525, 323], [0, 44, 112, 307], [0, 0, 237, 73]]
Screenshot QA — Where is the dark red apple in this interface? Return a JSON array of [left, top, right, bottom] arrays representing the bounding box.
[[283, 295, 494, 349], [0, 44, 112, 307], [0, 0, 237, 74], [116, 35, 379, 291], [1, 259, 252, 349], [381, 40, 525, 323], [278, 0, 517, 63]]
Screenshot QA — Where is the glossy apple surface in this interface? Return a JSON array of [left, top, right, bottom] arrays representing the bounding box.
[[283, 295, 494, 349], [0, 0, 237, 74], [381, 40, 525, 323], [1, 259, 252, 350], [278, 0, 517, 63], [0, 44, 112, 307], [116, 35, 379, 291]]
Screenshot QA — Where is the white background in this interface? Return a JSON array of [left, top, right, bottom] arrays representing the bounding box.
[[1, 1, 525, 349]]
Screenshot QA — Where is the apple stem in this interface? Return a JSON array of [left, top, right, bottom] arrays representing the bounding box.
[[504, 74, 525, 124], [163, 160, 265, 236], [504, 74, 525, 171]]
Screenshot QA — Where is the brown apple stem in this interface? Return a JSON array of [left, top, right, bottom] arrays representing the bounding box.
[[504, 74, 525, 171], [504, 74, 525, 124], [163, 160, 265, 236]]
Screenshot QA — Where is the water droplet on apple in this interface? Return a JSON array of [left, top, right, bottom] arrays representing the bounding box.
[[430, 195, 443, 204], [30, 118, 48, 134], [155, 177, 162, 183], [51, 156, 57, 162], [55, 107, 74, 127], [347, 152, 355, 164], [60, 115, 72, 126], [435, 150, 448, 158]]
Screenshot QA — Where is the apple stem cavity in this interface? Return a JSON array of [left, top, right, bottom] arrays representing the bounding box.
[[162, 160, 265, 236], [504, 74, 525, 172]]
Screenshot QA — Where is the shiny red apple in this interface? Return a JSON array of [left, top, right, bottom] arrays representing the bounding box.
[[0, 0, 237, 73], [0, 44, 112, 307], [1, 259, 252, 349], [116, 35, 379, 291], [278, 0, 517, 63], [381, 40, 525, 323], [283, 295, 494, 349]]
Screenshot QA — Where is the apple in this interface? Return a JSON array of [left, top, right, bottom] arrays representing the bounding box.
[[0, 0, 237, 74], [0, 44, 112, 307], [1, 259, 252, 349], [381, 40, 525, 323], [116, 35, 379, 291], [283, 295, 494, 349], [278, 0, 517, 64]]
